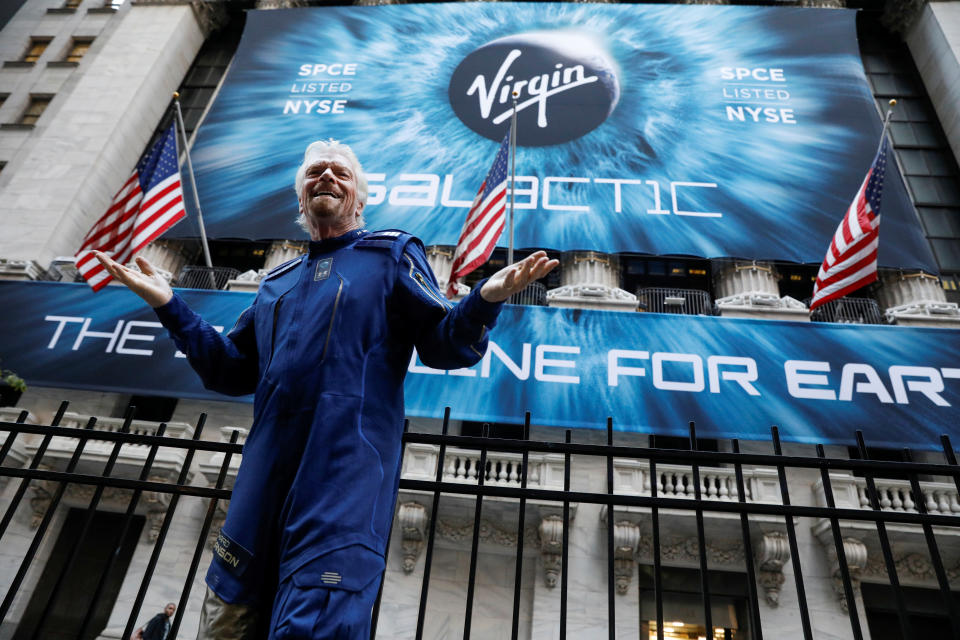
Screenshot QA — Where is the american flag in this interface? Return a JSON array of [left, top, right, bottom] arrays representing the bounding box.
[[446, 132, 510, 298], [810, 138, 890, 311], [75, 124, 186, 291]]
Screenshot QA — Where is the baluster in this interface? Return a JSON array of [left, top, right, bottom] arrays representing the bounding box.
[[719, 476, 730, 500], [858, 485, 870, 508], [444, 455, 457, 480], [878, 486, 892, 510], [937, 490, 950, 513], [949, 492, 960, 513], [664, 472, 675, 495], [530, 462, 540, 485], [890, 486, 903, 510], [926, 489, 939, 514], [902, 487, 915, 512], [702, 474, 714, 499], [497, 461, 508, 484], [682, 472, 692, 497], [508, 461, 519, 485]]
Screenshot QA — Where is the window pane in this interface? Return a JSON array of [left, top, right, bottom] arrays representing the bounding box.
[[925, 151, 956, 177], [890, 122, 917, 146], [65, 39, 91, 63], [23, 39, 49, 63], [918, 208, 960, 238], [897, 149, 927, 174], [909, 176, 943, 205], [20, 97, 51, 125], [862, 53, 890, 73], [931, 239, 960, 271], [869, 74, 899, 94]]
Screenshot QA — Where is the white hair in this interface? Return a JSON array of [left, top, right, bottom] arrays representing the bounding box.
[[294, 139, 368, 231]]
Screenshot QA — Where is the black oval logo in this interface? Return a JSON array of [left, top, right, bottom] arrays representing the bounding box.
[[448, 31, 620, 147]]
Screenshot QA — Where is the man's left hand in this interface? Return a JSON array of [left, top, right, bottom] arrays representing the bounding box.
[[480, 251, 559, 303]]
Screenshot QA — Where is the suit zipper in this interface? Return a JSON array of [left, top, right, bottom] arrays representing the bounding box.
[[265, 293, 286, 372], [321, 275, 344, 362], [406, 252, 449, 310]]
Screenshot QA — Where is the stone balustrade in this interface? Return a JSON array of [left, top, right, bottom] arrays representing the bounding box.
[[21, 411, 195, 479], [815, 472, 960, 515], [612, 458, 783, 504], [402, 442, 566, 490]]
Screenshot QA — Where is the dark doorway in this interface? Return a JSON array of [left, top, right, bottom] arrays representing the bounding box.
[[13, 508, 144, 640]]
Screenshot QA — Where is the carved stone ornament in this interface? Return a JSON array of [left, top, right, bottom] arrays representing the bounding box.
[[636, 535, 745, 567], [144, 475, 173, 542], [539, 515, 564, 588], [756, 532, 790, 607], [865, 552, 960, 585], [29, 478, 55, 529], [614, 521, 640, 595], [398, 502, 427, 574], [435, 517, 538, 548], [828, 538, 868, 613]]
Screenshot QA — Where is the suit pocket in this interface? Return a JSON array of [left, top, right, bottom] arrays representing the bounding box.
[[291, 544, 385, 592]]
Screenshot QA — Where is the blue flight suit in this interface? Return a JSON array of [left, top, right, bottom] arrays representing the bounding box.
[[153, 229, 502, 638]]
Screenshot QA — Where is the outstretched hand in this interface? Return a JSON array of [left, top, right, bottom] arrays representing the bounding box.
[[94, 251, 173, 308], [480, 250, 559, 303]]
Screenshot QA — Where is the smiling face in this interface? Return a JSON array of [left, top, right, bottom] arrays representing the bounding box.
[[298, 152, 364, 240]]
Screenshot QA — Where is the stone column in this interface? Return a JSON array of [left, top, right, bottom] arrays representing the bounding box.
[[875, 270, 960, 327], [0, 259, 44, 281], [425, 245, 470, 299], [546, 251, 637, 311], [264, 240, 307, 271], [713, 261, 809, 321], [133, 239, 194, 283]]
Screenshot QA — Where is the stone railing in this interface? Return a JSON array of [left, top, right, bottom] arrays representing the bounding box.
[[22, 411, 195, 478], [815, 472, 960, 515], [402, 443, 566, 491], [612, 458, 783, 504]]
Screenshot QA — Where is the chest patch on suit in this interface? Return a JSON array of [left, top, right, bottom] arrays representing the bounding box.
[[212, 530, 252, 577], [314, 258, 333, 281]]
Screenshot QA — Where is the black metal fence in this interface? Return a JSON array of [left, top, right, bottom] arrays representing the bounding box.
[[1, 403, 960, 639]]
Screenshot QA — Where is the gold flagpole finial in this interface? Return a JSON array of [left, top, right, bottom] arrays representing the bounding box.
[[172, 91, 180, 100], [888, 98, 897, 107]]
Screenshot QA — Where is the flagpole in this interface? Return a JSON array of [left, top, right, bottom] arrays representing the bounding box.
[[880, 98, 896, 145], [173, 91, 215, 271], [508, 92, 518, 266]]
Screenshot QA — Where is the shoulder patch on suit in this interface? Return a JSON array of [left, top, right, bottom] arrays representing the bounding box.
[[262, 256, 303, 281], [356, 229, 414, 262]]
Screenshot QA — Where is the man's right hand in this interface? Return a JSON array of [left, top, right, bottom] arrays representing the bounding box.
[[94, 251, 173, 308]]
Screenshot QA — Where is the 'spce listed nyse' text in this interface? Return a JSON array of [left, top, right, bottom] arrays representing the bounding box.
[[284, 62, 358, 115], [719, 66, 796, 125]]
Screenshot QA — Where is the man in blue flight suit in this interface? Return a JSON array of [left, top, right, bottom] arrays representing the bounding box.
[[95, 139, 557, 639]]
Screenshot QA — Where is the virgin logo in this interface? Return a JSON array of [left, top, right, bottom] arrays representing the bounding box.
[[449, 31, 620, 147], [467, 48, 599, 129]]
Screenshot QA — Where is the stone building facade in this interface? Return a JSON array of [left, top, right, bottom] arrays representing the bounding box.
[[1, 1, 960, 639]]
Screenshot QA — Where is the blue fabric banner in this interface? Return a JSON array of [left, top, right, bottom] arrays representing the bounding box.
[[3, 281, 960, 449], [175, 3, 935, 272]]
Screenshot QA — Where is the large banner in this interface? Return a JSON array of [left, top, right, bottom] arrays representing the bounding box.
[[4, 281, 960, 449], [177, 3, 936, 271]]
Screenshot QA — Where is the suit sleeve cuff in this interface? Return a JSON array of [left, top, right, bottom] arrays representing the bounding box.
[[458, 278, 504, 325]]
